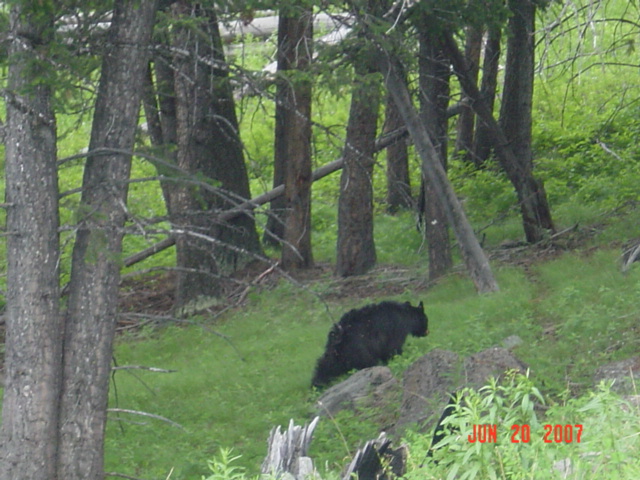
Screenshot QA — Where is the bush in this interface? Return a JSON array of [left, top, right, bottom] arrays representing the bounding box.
[[403, 374, 640, 480]]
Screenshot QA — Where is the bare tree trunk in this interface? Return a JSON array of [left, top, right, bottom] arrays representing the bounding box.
[[58, 2, 157, 478], [141, 60, 175, 212], [472, 26, 501, 165], [264, 5, 313, 247], [440, 30, 554, 244], [379, 56, 499, 294], [499, 0, 554, 242], [262, 10, 288, 247], [0, 6, 62, 479], [166, 1, 263, 309], [336, 60, 381, 277], [454, 25, 482, 162], [278, 5, 314, 270], [418, 31, 453, 281], [384, 90, 412, 213]]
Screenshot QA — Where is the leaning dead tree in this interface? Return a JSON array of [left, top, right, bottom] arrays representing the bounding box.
[[377, 53, 499, 294]]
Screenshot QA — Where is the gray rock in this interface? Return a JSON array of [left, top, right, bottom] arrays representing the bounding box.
[[315, 366, 400, 418], [502, 335, 523, 350], [594, 356, 640, 394], [395, 347, 528, 431], [396, 349, 461, 429], [462, 347, 528, 387]]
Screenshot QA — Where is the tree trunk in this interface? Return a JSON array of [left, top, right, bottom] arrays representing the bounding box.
[[169, 1, 263, 308], [454, 25, 482, 162], [336, 60, 381, 277], [141, 59, 176, 212], [499, 0, 554, 242], [0, 6, 62, 479], [263, 6, 312, 247], [262, 9, 288, 247], [122, 128, 410, 268], [418, 32, 453, 281], [378, 56, 499, 294], [384, 90, 412, 213], [278, 5, 314, 270], [472, 26, 501, 165], [58, 2, 157, 479], [440, 30, 554, 244]]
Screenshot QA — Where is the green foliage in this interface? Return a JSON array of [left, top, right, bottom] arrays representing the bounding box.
[[407, 0, 509, 33], [406, 375, 640, 480], [202, 449, 248, 480]]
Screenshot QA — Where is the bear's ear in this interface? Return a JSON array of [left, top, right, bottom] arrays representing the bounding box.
[[418, 301, 424, 310], [404, 301, 412, 307]]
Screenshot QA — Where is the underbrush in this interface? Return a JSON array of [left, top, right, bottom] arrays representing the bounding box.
[[406, 375, 640, 480]]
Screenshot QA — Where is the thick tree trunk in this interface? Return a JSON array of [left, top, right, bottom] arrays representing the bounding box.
[[379, 56, 499, 294], [454, 25, 482, 162], [336, 61, 381, 277], [278, 5, 314, 270], [418, 32, 453, 281], [499, 0, 554, 242], [472, 26, 501, 165], [58, 2, 157, 479], [169, 1, 263, 308], [0, 6, 62, 480], [384, 90, 412, 213], [440, 30, 554, 244]]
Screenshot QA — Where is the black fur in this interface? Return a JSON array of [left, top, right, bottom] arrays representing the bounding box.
[[312, 301, 429, 388]]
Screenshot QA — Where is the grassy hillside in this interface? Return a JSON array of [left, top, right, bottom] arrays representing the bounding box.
[[103, 202, 640, 478]]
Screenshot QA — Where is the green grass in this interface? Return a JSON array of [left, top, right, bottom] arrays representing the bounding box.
[[103, 207, 640, 478]]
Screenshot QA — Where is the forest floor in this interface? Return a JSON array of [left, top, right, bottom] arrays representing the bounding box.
[[116, 218, 614, 327]]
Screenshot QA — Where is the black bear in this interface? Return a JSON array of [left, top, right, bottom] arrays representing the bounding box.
[[312, 301, 429, 387]]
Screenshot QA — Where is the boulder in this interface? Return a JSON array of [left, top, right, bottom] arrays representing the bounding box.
[[395, 347, 527, 431], [396, 349, 461, 429], [593, 356, 640, 394], [315, 366, 400, 418]]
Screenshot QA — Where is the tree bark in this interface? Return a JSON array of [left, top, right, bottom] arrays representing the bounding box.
[[277, 5, 314, 270], [0, 6, 62, 479], [418, 31, 453, 281], [336, 60, 381, 277], [440, 30, 554, 244], [168, 1, 263, 308], [263, 6, 313, 247], [499, 0, 554, 242], [383, 90, 412, 213], [58, 2, 157, 478], [454, 25, 482, 162], [472, 26, 501, 165], [378, 56, 499, 294]]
